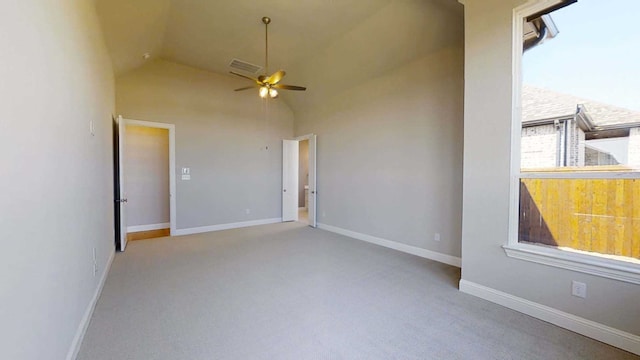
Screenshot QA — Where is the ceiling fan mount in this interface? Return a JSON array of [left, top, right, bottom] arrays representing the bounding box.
[[230, 16, 306, 99]]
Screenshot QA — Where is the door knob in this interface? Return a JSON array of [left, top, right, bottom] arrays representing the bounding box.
[[283, 189, 287, 192]]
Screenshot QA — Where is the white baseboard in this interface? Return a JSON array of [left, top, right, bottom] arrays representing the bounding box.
[[175, 218, 282, 236], [317, 223, 461, 268], [66, 248, 115, 360], [459, 280, 640, 356], [126, 223, 170, 233]]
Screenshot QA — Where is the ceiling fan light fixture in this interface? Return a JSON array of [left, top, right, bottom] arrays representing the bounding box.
[[229, 17, 306, 98], [259, 86, 269, 98]]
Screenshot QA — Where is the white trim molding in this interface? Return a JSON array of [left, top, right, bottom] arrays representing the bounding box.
[[175, 218, 282, 236], [126, 223, 170, 233], [459, 280, 640, 356], [317, 223, 461, 268], [66, 248, 116, 360], [520, 171, 640, 180], [121, 117, 177, 237], [505, 1, 640, 285], [503, 244, 640, 285], [293, 133, 315, 141]]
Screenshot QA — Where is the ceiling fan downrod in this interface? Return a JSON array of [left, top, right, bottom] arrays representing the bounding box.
[[262, 16, 270, 75], [229, 16, 306, 98]]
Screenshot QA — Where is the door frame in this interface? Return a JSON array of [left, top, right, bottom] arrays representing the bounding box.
[[121, 117, 177, 236], [294, 133, 317, 227]]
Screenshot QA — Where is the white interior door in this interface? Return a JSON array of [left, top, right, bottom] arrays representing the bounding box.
[[282, 139, 299, 222], [117, 116, 128, 251], [308, 135, 317, 227]]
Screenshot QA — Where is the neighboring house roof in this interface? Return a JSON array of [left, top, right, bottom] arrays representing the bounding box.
[[522, 85, 640, 128]]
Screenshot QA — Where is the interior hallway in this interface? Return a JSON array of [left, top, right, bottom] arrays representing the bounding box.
[[298, 208, 308, 223], [78, 223, 638, 359]]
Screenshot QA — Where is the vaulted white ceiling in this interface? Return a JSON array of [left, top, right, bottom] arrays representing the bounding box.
[[96, 0, 396, 75], [96, 0, 463, 111]]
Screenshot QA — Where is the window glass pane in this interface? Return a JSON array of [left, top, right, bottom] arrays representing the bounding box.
[[521, 0, 640, 172], [518, 0, 640, 263], [518, 178, 640, 263]]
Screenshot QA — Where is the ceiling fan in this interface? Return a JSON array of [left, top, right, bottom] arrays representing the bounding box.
[[230, 17, 306, 99]]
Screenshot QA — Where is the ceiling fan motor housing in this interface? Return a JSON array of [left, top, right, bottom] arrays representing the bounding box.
[[229, 16, 306, 96]]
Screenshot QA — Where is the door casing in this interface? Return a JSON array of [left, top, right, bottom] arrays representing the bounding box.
[[116, 117, 177, 251]]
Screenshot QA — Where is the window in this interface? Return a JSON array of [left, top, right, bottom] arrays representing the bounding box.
[[507, 0, 640, 283]]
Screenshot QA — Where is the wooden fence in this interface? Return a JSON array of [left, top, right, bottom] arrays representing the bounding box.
[[519, 178, 640, 260]]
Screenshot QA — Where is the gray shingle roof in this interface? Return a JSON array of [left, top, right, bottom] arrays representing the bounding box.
[[522, 85, 640, 126]]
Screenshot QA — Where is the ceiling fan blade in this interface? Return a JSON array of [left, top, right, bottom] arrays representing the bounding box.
[[265, 70, 286, 85], [230, 71, 262, 84], [234, 86, 257, 91], [273, 84, 306, 91]]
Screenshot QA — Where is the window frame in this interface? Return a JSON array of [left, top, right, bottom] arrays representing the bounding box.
[[505, 0, 640, 285]]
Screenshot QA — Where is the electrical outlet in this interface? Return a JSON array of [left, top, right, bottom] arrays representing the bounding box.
[[322, 211, 326, 217], [245, 209, 251, 215], [434, 233, 441, 242], [571, 281, 587, 298]]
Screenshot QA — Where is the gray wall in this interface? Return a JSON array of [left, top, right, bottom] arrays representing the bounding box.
[[298, 139, 309, 208], [292, 0, 464, 259], [116, 60, 294, 229], [0, 0, 116, 358], [462, 0, 639, 336], [124, 125, 170, 227]]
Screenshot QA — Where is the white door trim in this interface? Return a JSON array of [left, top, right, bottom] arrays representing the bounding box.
[[116, 116, 128, 251], [121, 117, 177, 236], [293, 134, 315, 141]]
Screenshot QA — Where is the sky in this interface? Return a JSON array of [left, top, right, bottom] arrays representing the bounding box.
[[523, 0, 640, 111]]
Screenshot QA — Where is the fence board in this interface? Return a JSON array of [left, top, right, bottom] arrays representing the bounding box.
[[520, 178, 639, 260], [633, 180, 640, 258]]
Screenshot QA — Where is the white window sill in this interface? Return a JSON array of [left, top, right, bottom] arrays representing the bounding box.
[[503, 243, 640, 285]]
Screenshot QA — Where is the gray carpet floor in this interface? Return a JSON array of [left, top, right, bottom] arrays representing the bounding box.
[[78, 221, 639, 359]]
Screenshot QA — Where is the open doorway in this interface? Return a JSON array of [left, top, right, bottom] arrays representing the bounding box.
[[298, 139, 310, 224], [115, 117, 176, 251], [282, 134, 317, 227], [124, 124, 170, 241]]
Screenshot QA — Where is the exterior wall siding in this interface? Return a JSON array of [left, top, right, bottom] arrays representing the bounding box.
[[521, 124, 558, 168], [585, 147, 618, 166], [576, 126, 586, 166], [567, 120, 584, 166], [628, 127, 640, 166]]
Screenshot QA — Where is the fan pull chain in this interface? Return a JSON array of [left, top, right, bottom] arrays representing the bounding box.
[[263, 96, 270, 151]]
